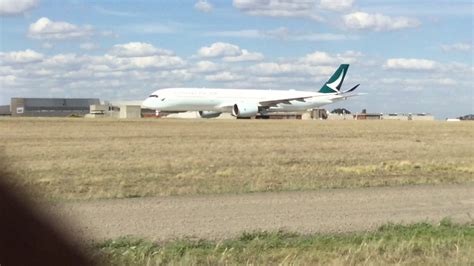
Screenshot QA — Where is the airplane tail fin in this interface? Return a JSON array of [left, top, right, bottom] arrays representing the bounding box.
[[319, 64, 349, 94]]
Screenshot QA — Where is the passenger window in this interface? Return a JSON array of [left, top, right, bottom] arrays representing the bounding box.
[[149, 95, 158, 98]]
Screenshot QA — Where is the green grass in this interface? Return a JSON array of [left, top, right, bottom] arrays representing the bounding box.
[[0, 118, 473, 200], [93, 219, 474, 265]]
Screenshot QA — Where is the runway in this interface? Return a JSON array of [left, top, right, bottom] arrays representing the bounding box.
[[49, 184, 474, 241]]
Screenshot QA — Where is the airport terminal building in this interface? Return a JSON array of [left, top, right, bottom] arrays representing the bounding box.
[[10, 98, 100, 117]]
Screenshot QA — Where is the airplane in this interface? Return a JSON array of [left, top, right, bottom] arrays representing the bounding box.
[[142, 64, 360, 118]]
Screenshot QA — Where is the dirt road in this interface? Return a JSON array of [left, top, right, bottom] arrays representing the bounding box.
[[50, 184, 473, 241]]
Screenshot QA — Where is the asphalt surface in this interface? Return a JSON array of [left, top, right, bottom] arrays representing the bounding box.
[[49, 184, 474, 241]]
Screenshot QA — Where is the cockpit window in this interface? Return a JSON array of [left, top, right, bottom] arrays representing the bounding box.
[[149, 95, 158, 98]]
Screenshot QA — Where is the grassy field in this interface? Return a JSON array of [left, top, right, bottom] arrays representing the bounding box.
[[0, 118, 473, 200], [94, 220, 474, 265]]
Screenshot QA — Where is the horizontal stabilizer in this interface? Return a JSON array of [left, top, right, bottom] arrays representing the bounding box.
[[342, 84, 360, 94]]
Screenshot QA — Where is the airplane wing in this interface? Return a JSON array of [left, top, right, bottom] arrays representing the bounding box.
[[217, 95, 315, 109], [258, 95, 314, 107]]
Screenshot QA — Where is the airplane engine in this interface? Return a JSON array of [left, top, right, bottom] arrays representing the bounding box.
[[198, 111, 222, 118], [232, 103, 258, 118]]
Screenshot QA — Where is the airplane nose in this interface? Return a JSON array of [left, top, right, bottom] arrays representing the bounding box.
[[142, 98, 156, 109]]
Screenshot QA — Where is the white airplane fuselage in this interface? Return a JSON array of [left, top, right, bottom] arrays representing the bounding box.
[[142, 64, 359, 117], [142, 88, 340, 113]]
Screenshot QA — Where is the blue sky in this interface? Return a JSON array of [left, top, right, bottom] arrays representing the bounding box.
[[0, 0, 472, 118]]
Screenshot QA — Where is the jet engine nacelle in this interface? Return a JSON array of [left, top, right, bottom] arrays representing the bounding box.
[[198, 111, 222, 118], [232, 103, 258, 118]]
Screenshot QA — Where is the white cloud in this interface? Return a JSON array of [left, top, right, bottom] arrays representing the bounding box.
[[0, 0, 38, 16], [0, 49, 44, 64], [198, 42, 264, 62], [41, 42, 54, 49], [207, 27, 353, 42], [117, 56, 185, 70], [436, 78, 457, 86], [80, 42, 100, 51], [233, 0, 323, 21], [122, 23, 175, 34], [302, 50, 361, 65], [383, 58, 438, 71], [100, 31, 118, 38], [205, 71, 242, 81], [249, 62, 300, 76], [206, 28, 289, 40], [195, 0, 213, 12], [342, 12, 420, 31], [265, 27, 291, 39], [193, 61, 219, 73], [28, 17, 94, 40], [223, 49, 264, 62], [232, 0, 355, 20], [301, 51, 338, 65], [208, 29, 262, 38], [292, 33, 353, 41], [43, 53, 83, 67], [0, 75, 18, 86], [93, 6, 137, 17], [0, 47, 191, 101], [96, 54, 186, 71], [441, 43, 473, 53], [248, 50, 362, 79], [0, 47, 185, 75], [198, 42, 242, 58], [109, 42, 173, 57], [319, 0, 354, 12], [381, 77, 458, 87]]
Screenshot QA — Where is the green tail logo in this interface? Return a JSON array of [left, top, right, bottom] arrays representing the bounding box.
[[319, 64, 349, 94]]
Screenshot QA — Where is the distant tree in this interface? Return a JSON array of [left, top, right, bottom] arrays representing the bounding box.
[[458, 114, 474, 120], [331, 108, 351, 114]]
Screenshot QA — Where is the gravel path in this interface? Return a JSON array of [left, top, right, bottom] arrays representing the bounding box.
[[50, 184, 474, 241]]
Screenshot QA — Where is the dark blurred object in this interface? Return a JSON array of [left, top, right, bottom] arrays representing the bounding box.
[[331, 108, 351, 114], [0, 161, 93, 265], [458, 114, 474, 120]]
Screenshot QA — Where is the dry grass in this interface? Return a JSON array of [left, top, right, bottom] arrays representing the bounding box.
[[0, 118, 473, 200], [94, 220, 474, 265]]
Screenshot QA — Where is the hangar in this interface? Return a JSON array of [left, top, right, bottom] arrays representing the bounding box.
[[11, 98, 100, 117], [0, 105, 11, 116]]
